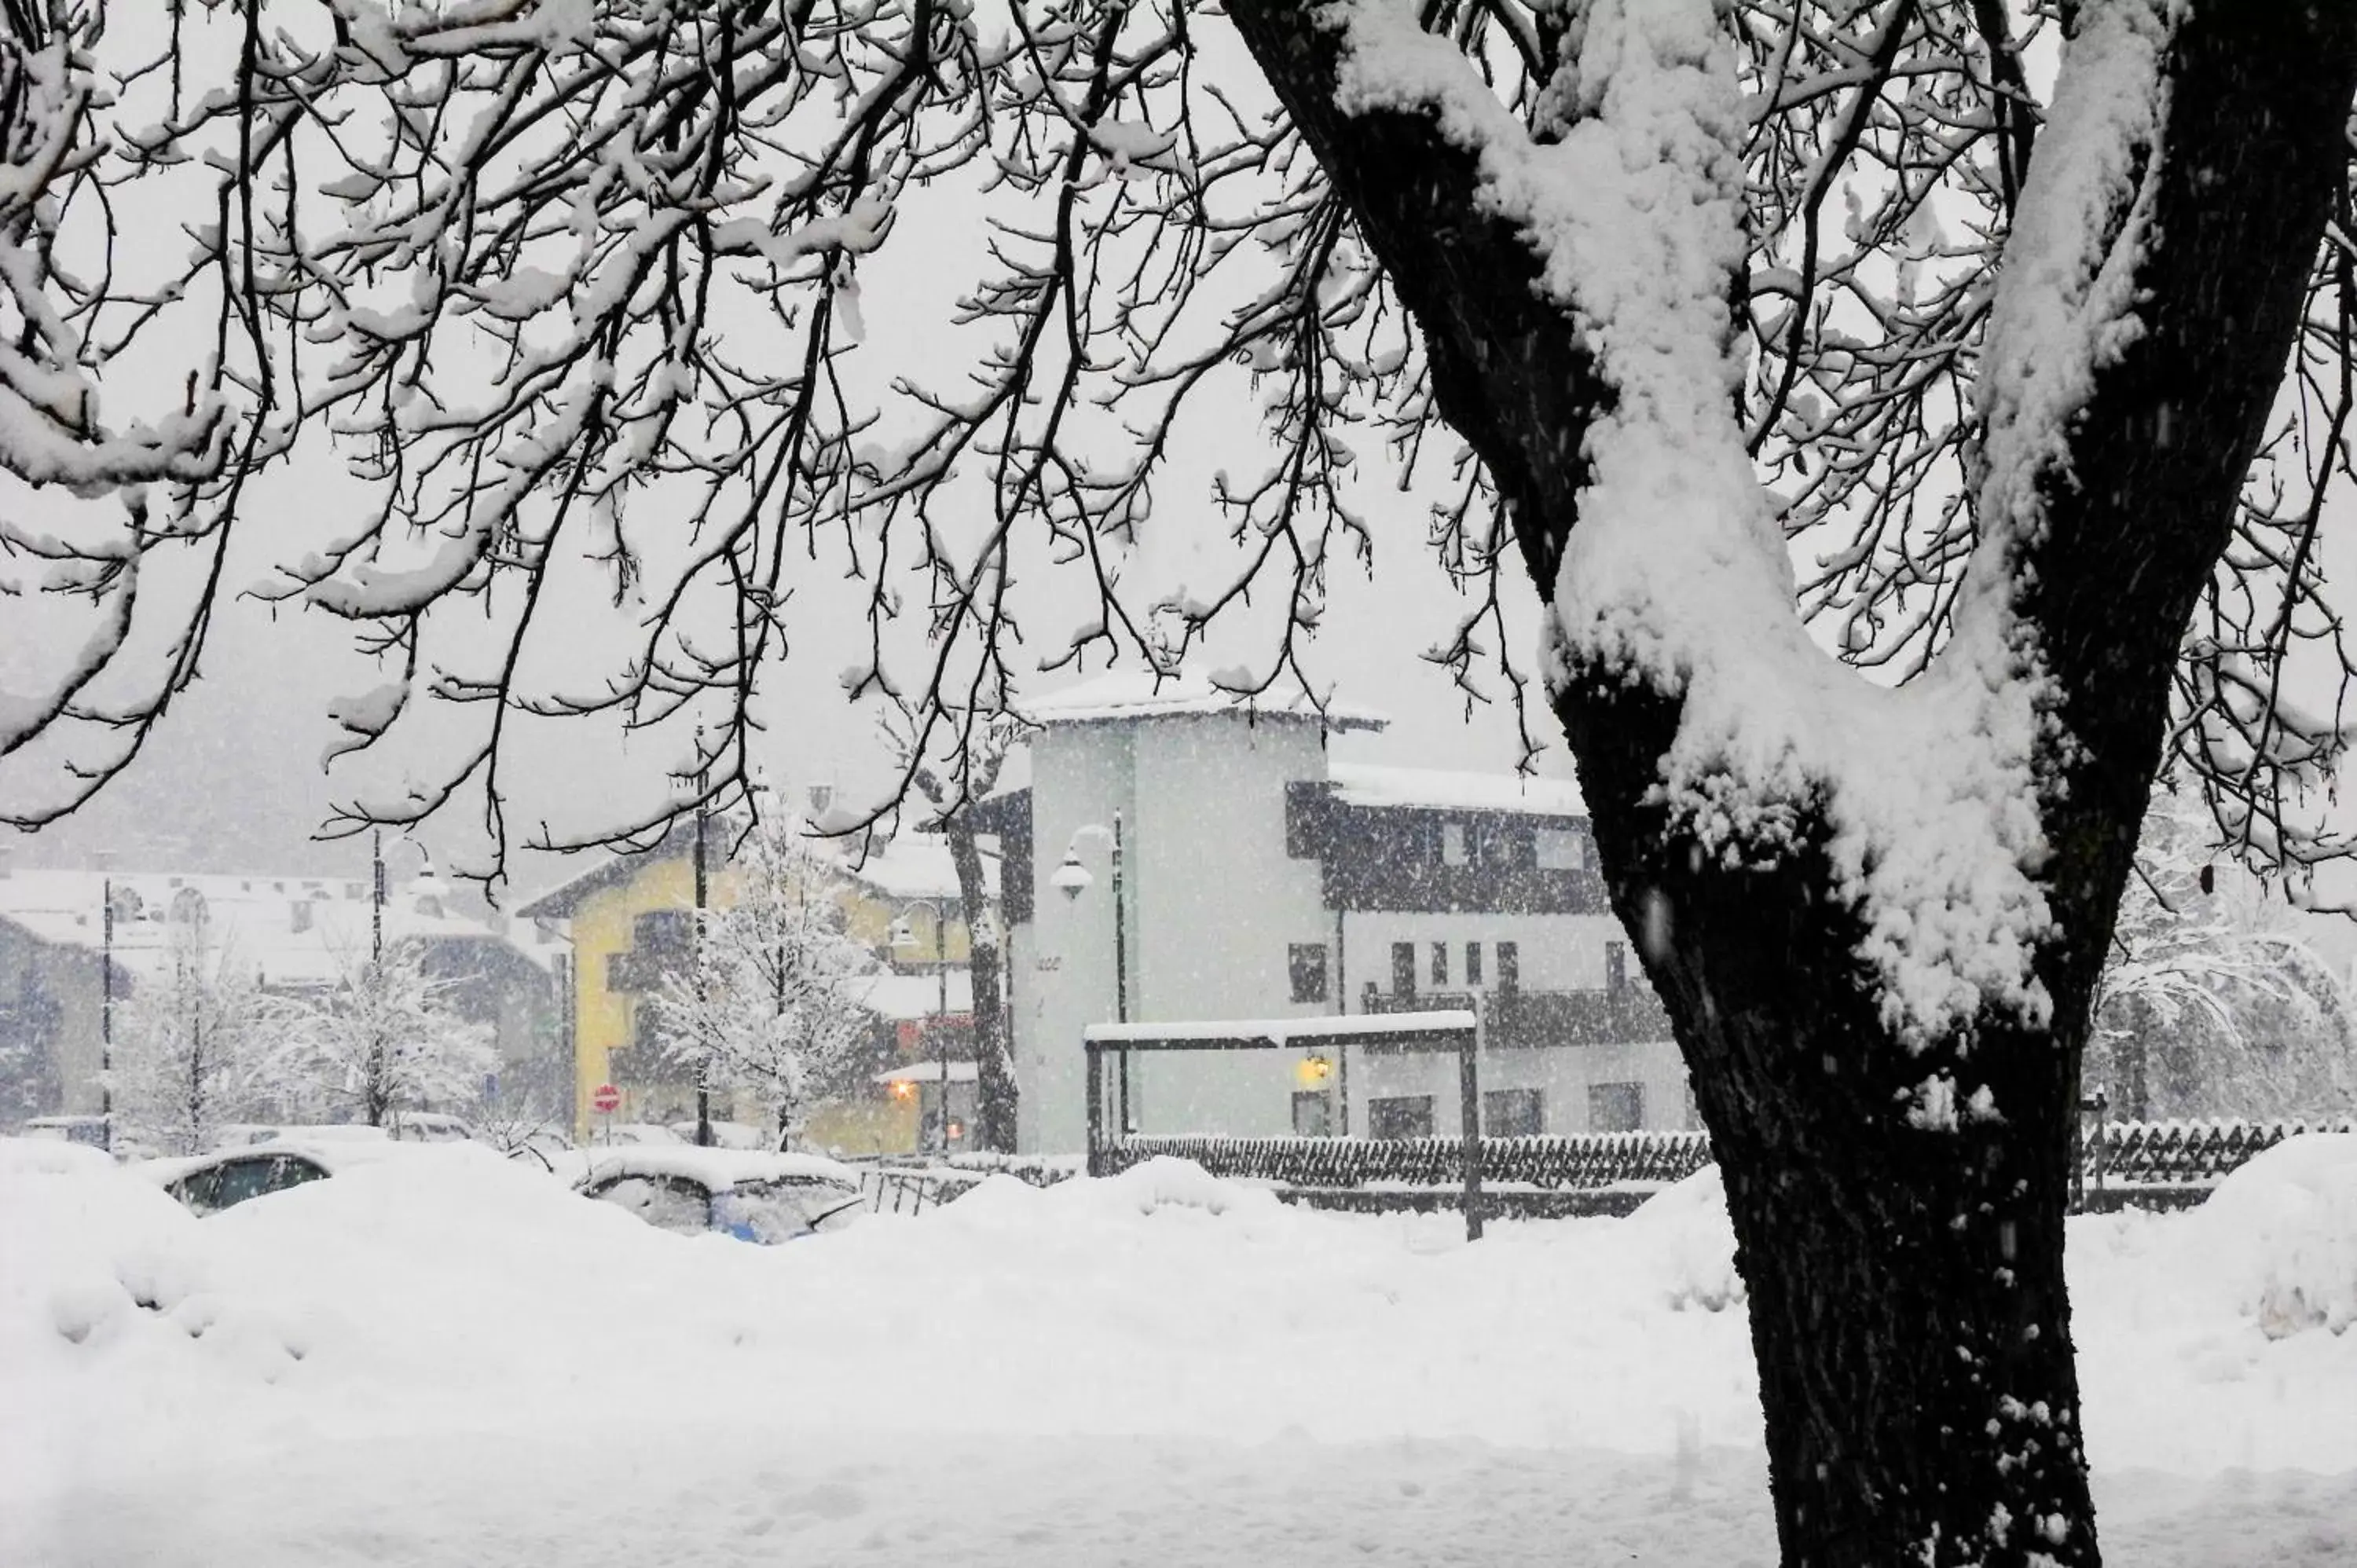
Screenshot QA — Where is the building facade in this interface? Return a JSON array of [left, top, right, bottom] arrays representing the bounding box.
[[518, 820, 988, 1144], [977, 672, 1691, 1153]]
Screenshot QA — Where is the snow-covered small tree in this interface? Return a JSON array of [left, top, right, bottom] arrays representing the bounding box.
[[278, 939, 497, 1129], [114, 932, 279, 1156], [2094, 793, 2355, 1119], [655, 820, 878, 1149]]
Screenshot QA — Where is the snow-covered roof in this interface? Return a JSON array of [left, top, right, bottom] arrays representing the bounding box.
[[517, 822, 994, 920], [852, 969, 974, 1022], [571, 1146, 860, 1192], [1017, 669, 1387, 731], [1326, 763, 1585, 819], [0, 866, 563, 988], [872, 1061, 979, 1085], [836, 833, 998, 903]]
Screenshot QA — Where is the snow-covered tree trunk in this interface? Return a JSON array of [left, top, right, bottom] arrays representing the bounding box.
[[1231, 2, 2357, 1564]]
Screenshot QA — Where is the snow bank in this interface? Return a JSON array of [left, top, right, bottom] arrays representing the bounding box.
[[5, 1144, 2355, 1526], [2176, 1133, 2357, 1337]]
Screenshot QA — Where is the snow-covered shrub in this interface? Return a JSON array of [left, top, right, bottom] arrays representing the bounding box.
[[2179, 1133, 2357, 1337]]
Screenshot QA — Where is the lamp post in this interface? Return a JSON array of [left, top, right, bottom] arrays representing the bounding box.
[[1052, 813, 1129, 1132], [889, 901, 953, 1156]]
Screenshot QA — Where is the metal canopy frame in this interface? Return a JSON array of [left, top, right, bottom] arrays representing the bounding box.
[[1081, 1009, 1486, 1240]]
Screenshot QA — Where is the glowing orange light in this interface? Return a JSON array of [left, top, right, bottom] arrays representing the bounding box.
[[1295, 1054, 1332, 1087], [890, 1080, 916, 1101]]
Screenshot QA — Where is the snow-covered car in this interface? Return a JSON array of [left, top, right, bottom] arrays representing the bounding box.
[[574, 1148, 867, 1244], [663, 1118, 773, 1151], [138, 1137, 416, 1217], [597, 1122, 687, 1148]]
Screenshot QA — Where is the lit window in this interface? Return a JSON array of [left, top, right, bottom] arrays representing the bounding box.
[[1442, 822, 1468, 866]]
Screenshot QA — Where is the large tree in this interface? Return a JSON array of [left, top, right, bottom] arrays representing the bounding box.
[[3, 4, 2355, 1563]]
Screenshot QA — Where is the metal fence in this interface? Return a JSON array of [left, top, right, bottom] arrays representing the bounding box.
[[851, 1117, 2350, 1218], [852, 1152, 1080, 1215], [1098, 1119, 2351, 1203], [2081, 1116, 2352, 1187], [1096, 1130, 1714, 1191]]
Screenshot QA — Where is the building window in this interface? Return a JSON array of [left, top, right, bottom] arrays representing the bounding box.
[[1391, 942, 1417, 996], [1431, 942, 1449, 987], [1606, 941, 1627, 993], [1368, 1096, 1435, 1140], [1589, 1082, 1645, 1133], [1497, 941, 1519, 991], [1479, 821, 1523, 867], [1465, 942, 1483, 987], [1535, 827, 1585, 871], [1484, 1087, 1544, 1138], [1292, 1091, 1334, 1137], [1442, 821, 1468, 866], [1288, 943, 1330, 1004]]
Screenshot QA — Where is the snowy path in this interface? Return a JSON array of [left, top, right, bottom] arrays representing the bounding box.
[[15, 1427, 2357, 1568]]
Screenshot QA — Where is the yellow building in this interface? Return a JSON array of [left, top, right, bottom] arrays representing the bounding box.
[[519, 821, 988, 1145]]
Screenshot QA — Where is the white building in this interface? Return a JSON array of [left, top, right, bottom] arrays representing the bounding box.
[[973, 672, 1692, 1153]]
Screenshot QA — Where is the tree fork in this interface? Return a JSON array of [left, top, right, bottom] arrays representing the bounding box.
[[1232, 2, 2357, 1564]]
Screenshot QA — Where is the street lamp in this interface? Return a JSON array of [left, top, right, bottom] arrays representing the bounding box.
[[1059, 814, 1131, 1132], [889, 900, 954, 1156]]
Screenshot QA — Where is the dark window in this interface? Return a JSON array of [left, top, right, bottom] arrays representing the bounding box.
[[1479, 821, 1523, 867], [1291, 1091, 1334, 1137], [1497, 941, 1520, 991], [1483, 1087, 1544, 1138], [633, 909, 695, 961], [1466, 943, 1484, 987], [1288, 943, 1330, 1004], [1367, 1096, 1435, 1140], [1589, 1082, 1645, 1133], [1431, 943, 1449, 986], [1391, 942, 1417, 997], [1606, 942, 1627, 993]]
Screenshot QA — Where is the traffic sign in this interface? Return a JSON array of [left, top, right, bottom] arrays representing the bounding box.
[[591, 1083, 621, 1114]]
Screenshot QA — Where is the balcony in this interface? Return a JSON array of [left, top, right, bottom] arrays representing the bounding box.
[[1359, 986, 1672, 1049]]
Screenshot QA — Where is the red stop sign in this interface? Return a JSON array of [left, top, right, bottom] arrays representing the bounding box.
[[591, 1083, 621, 1114]]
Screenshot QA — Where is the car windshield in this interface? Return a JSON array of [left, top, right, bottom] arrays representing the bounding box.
[[710, 1179, 864, 1244], [588, 1174, 710, 1236]]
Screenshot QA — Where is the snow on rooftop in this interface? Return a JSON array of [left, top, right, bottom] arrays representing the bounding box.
[[836, 834, 997, 903], [1327, 763, 1585, 818], [872, 1061, 979, 1085], [1017, 668, 1386, 731], [0, 866, 556, 987], [852, 969, 974, 1022]]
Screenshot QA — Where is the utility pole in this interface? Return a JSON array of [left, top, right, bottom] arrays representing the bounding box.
[[1113, 810, 1129, 1133], [369, 828, 386, 1126], [693, 739, 712, 1148], [100, 874, 113, 1153], [936, 906, 951, 1154]]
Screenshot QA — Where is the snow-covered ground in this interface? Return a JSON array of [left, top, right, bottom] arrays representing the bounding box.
[[3, 1137, 2353, 1566]]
